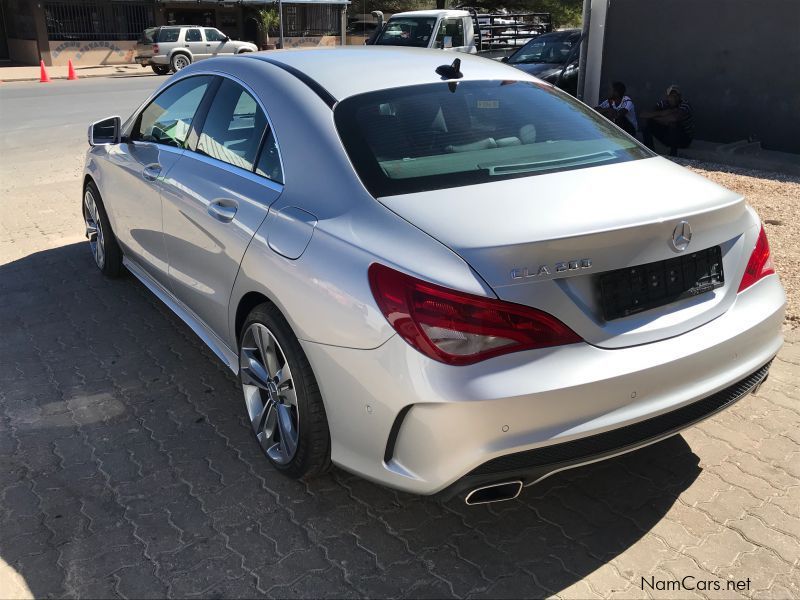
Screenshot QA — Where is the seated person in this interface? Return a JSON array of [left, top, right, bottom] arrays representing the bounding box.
[[640, 84, 694, 156], [595, 81, 637, 137]]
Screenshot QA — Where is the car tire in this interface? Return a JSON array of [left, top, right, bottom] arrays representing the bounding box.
[[83, 181, 123, 278], [170, 53, 191, 72], [151, 64, 170, 75], [239, 303, 331, 479], [238, 49, 252, 54]]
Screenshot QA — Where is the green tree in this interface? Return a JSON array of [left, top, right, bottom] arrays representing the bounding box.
[[256, 7, 280, 46]]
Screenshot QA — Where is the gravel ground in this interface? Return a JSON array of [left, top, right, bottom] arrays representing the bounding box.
[[677, 159, 800, 329]]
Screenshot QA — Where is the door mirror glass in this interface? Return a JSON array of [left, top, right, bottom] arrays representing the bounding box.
[[88, 116, 121, 146]]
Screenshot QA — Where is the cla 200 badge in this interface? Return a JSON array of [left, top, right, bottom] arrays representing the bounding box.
[[511, 259, 593, 280]]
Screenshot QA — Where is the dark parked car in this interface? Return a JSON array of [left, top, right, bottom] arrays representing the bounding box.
[[504, 28, 581, 96]]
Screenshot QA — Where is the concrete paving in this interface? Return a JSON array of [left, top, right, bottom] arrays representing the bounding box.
[[1, 78, 799, 599]]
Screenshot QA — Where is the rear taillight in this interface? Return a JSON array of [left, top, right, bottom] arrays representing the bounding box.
[[738, 225, 775, 292], [368, 263, 582, 365], [152, 43, 160, 54]]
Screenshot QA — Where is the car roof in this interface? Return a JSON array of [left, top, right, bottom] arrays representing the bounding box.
[[245, 47, 535, 102], [390, 9, 469, 18]]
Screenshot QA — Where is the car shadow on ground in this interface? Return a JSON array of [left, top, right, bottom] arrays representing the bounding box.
[[0, 242, 701, 598]]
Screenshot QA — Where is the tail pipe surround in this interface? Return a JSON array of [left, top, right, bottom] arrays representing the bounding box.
[[464, 480, 523, 505]]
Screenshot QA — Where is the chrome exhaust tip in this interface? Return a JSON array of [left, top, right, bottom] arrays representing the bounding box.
[[464, 480, 523, 506]]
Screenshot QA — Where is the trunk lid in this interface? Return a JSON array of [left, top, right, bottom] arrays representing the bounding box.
[[378, 157, 753, 349]]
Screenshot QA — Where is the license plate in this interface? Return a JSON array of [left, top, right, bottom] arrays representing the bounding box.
[[599, 246, 724, 321]]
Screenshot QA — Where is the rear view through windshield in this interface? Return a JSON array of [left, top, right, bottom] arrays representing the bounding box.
[[335, 80, 652, 196], [373, 17, 438, 47]]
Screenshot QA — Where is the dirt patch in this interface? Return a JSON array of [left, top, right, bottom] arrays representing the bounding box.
[[676, 159, 800, 329]]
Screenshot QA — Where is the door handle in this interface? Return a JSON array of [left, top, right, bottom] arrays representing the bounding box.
[[142, 164, 162, 181], [208, 199, 238, 222]]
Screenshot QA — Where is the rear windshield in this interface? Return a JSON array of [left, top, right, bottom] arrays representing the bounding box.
[[508, 32, 580, 65], [156, 27, 180, 43], [139, 28, 157, 44], [374, 17, 437, 47], [335, 80, 652, 197]]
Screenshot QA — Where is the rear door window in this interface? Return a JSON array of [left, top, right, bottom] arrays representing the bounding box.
[[133, 76, 213, 147], [255, 130, 283, 183], [196, 79, 267, 171], [156, 27, 180, 43], [185, 28, 202, 42]]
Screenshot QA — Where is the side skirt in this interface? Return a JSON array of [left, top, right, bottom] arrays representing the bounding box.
[[123, 256, 239, 373]]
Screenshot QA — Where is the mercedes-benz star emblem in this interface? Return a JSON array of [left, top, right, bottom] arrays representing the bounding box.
[[671, 221, 692, 252]]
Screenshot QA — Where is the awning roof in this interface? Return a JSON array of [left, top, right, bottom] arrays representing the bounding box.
[[158, 0, 351, 5]]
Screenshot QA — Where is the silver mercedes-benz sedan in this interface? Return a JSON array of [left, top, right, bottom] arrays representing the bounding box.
[[83, 47, 785, 504]]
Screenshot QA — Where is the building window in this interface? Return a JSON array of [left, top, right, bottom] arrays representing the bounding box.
[[45, 0, 155, 41]]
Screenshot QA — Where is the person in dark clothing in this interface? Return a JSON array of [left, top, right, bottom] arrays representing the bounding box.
[[640, 84, 694, 156], [595, 81, 638, 137]]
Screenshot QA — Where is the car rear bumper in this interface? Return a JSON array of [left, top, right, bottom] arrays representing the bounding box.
[[301, 274, 785, 496], [135, 55, 168, 66]]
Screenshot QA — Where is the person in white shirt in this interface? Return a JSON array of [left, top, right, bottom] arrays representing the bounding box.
[[596, 81, 638, 137]]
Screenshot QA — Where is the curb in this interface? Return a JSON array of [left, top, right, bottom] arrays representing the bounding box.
[[1, 70, 158, 83]]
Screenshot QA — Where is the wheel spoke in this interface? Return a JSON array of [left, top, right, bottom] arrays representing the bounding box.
[[251, 395, 273, 431], [240, 348, 271, 390], [254, 326, 280, 378], [276, 403, 298, 460]]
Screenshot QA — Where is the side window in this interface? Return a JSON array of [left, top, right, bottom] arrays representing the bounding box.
[[205, 28, 224, 42], [256, 130, 283, 183], [133, 76, 212, 147], [437, 18, 464, 48], [197, 79, 267, 171], [185, 28, 202, 42], [157, 28, 180, 43]]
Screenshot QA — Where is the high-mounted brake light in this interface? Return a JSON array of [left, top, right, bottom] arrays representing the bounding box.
[[368, 263, 582, 366], [738, 225, 775, 293]]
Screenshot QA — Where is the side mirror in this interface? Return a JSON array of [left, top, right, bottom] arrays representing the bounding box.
[[88, 116, 121, 146], [501, 56, 509, 63], [223, 36, 230, 42]]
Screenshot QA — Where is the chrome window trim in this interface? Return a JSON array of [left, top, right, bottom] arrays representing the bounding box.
[[189, 70, 287, 186], [122, 70, 286, 188], [183, 150, 284, 193]]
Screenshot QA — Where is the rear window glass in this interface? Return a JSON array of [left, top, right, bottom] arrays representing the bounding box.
[[156, 28, 180, 43], [374, 17, 437, 47], [139, 28, 157, 44], [335, 80, 652, 197]]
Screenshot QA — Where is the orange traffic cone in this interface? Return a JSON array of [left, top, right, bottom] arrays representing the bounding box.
[[39, 60, 51, 83], [67, 59, 78, 80]]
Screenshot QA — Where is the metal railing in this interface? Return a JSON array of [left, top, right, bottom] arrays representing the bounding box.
[[45, 1, 155, 41], [283, 4, 341, 37]]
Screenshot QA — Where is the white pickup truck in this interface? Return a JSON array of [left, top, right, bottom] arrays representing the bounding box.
[[368, 9, 551, 59]]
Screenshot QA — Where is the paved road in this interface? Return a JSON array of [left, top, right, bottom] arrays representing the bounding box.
[[1, 78, 799, 599]]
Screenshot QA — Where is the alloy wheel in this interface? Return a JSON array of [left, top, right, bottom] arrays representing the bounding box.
[[240, 323, 300, 465], [174, 56, 189, 70], [83, 188, 105, 268]]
